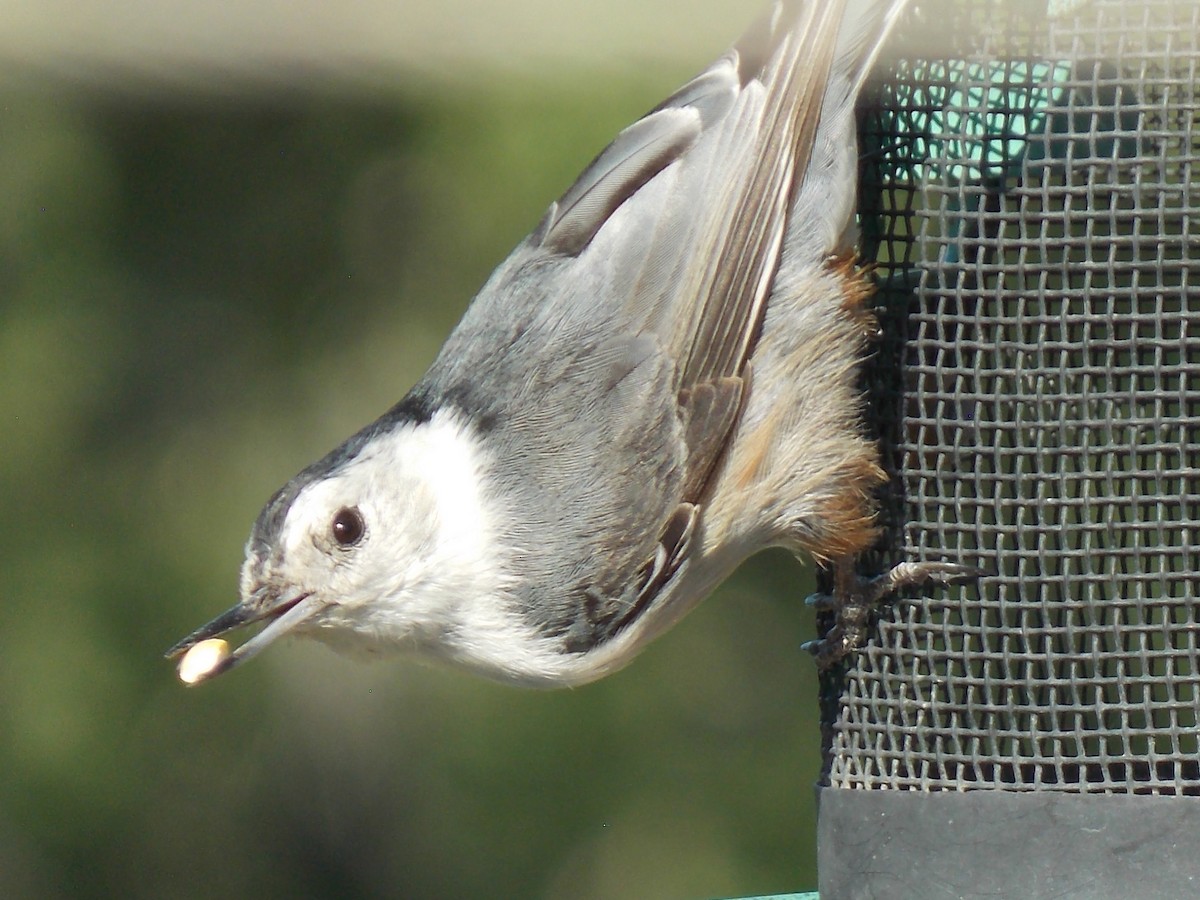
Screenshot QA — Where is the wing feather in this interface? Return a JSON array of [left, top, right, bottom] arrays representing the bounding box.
[[537, 107, 702, 256]]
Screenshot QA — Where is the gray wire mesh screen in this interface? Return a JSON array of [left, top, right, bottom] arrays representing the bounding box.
[[823, 0, 1200, 793]]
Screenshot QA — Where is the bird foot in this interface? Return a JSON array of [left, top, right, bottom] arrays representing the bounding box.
[[802, 559, 980, 669]]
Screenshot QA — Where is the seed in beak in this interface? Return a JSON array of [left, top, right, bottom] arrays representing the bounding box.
[[178, 638, 231, 685]]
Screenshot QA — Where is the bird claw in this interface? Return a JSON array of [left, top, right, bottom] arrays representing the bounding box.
[[803, 590, 838, 611], [805, 560, 981, 670]]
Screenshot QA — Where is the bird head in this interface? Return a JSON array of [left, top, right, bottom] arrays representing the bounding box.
[[166, 408, 502, 683]]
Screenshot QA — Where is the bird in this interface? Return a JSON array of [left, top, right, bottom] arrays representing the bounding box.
[[167, 0, 975, 688]]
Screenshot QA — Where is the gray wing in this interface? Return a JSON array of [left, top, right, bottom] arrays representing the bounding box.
[[530, 0, 895, 503], [416, 0, 908, 649]]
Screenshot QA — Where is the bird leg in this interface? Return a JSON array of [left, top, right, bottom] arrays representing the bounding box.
[[802, 558, 980, 669]]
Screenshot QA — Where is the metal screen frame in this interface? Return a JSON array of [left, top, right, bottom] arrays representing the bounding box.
[[819, 0, 1199, 796]]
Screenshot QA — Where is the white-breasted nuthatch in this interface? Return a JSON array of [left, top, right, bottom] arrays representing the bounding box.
[[167, 0, 975, 688]]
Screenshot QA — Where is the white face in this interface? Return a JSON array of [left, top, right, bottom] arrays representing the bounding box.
[[239, 411, 503, 649], [275, 455, 436, 621]]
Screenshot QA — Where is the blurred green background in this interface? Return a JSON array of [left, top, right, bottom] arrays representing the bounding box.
[[1, 2, 824, 897]]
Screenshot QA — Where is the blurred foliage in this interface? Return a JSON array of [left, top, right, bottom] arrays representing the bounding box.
[[0, 66, 823, 899]]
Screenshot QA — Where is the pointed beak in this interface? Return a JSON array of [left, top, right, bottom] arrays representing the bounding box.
[[164, 591, 324, 685]]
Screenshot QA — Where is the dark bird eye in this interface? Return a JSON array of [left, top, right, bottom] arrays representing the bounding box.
[[331, 506, 365, 547]]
